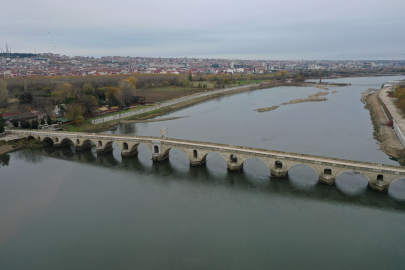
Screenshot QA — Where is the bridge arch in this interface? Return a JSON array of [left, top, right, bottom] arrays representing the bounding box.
[[78, 139, 94, 152], [42, 137, 54, 145], [27, 135, 36, 140], [335, 170, 369, 195], [387, 178, 405, 200], [60, 138, 73, 145], [241, 157, 271, 176], [287, 163, 320, 187], [154, 145, 159, 154]]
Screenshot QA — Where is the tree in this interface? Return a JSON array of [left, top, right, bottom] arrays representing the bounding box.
[[188, 72, 192, 81], [81, 94, 99, 114], [0, 79, 8, 109], [318, 70, 326, 83], [82, 83, 94, 94], [119, 79, 136, 107], [12, 119, 19, 128], [106, 87, 120, 99], [66, 102, 84, 124], [0, 113, 5, 133], [47, 116, 53, 125], [57, 83, 76, 100], [127, 76, 138, 88], [41, 86, 53, 97], [20, 120, 31, 129], [107, 93, 119, 107], [19, 92, 33, 104], [31, 119, 39, 129]]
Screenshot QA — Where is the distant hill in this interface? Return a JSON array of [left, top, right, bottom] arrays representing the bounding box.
[[0, 53, 38, 58]]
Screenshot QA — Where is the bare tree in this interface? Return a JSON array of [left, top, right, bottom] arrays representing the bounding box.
[[0, 79, 8, 109], [118, 79, 136, 107]]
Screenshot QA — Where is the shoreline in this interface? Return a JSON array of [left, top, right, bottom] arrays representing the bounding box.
[[85, 81, 349, 132], [364, 89, 405, 160]]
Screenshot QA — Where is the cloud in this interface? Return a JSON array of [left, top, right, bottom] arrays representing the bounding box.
[[1, 0, 404, 59]]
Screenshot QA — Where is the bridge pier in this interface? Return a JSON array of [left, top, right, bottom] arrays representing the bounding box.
[[368, 181, 390, 193], [227, 162, 243, 172], [318, 174, 336, 185], [152, 152, 170, 162], [190, 155, 207, 166], [270, 168, 288, 178], [97, 145, 113, 155], [75, 141, 93, 152], [122, 149, 139, 157], [54, 139, 71, 148]]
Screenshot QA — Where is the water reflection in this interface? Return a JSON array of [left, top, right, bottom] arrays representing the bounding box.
[[13, 146, 405, 211], [0, 154, 10, 167], [13, 149, 48, 164]]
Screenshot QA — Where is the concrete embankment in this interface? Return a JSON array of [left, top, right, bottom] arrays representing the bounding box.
[[378, 88, 405, 148], [363, 87, 404, 160]]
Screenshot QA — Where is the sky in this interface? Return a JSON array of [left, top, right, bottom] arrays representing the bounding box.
[[1, 0, 405, 60]]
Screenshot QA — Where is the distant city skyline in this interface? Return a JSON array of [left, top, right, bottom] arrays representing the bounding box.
[[2, 0, 405, 60]]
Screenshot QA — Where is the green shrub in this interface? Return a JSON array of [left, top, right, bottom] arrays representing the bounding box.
[[12, 119, 19, 127], [31, 120, 39, 129], [20, 120, 31, 129]]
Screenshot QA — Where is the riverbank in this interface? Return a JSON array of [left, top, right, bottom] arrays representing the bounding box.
[[0, 138, 45, 155], [364, 89, 405, 159], [81, 80, 350, 132]]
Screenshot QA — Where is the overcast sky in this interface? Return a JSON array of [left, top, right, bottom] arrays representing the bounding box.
[[1, 0, 404, 60]]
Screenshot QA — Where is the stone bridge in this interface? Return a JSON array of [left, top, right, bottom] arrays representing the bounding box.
[[9, 130, 405, 193]]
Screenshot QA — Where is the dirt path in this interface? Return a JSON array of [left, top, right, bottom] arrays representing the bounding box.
[[365, 89, 404, 158], [119, 116, 189, 124]]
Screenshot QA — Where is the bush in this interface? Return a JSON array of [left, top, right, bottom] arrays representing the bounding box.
[[12, 119, 19, 127], [20, 120, 31, 129], [40, 118, 45, 125], [0, 114, 4, 133], [31, 120, 39, 129], [47, 116, 53, 125]]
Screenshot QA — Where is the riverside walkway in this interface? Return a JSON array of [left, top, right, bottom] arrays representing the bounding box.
[[9, 129, 405, 193], [379, 87, 405, 147]]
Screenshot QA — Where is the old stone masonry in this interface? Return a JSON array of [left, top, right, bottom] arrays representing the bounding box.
[[9, 129, 405, 193]]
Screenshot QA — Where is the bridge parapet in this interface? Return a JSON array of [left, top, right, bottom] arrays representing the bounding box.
[[9, 129, 405, 192]]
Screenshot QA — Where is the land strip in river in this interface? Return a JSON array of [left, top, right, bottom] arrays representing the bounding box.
[[255, 91, 329, 112]]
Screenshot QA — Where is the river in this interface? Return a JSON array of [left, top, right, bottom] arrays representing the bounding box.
[[0, 76, 405, 269]]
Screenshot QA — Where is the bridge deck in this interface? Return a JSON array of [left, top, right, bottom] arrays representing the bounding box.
[[9, 130, 405, 175]]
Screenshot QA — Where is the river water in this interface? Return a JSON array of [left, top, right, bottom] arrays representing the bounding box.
[[1, 76, 405, 269]]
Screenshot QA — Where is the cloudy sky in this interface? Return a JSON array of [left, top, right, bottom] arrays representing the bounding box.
[[1, 0, 404, 60]]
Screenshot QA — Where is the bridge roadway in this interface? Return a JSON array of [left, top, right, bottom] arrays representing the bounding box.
[[9, 130, 405, 193]]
